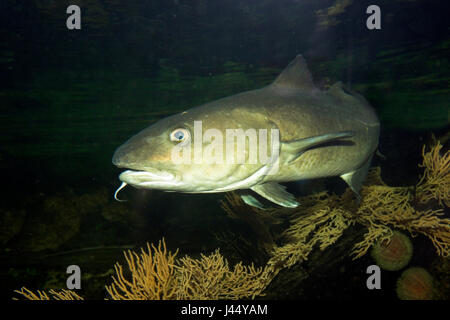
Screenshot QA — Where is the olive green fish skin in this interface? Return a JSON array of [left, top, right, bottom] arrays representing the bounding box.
[[112, 55, 379, 207]]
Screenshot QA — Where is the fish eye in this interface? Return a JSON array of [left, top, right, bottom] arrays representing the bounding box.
[[170, 128, 190, 143]]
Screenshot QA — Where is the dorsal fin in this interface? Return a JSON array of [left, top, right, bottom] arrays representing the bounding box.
[[271, 55, 317, 90], [328, 81, 347, 100]]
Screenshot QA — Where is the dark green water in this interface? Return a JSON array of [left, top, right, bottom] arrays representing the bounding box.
[[0, 0, 448, 300]]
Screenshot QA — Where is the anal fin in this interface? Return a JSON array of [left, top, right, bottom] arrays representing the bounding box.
[[340, 155, 373, 202], [251, 182, 299, 208]]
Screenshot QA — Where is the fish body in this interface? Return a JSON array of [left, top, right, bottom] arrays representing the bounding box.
[[112, 55, 379, 207]]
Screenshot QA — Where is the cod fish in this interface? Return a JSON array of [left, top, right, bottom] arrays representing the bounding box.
[[112, 55, 379, 208]]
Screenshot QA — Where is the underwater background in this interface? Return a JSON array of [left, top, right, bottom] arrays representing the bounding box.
[[0, 0, 449, 300]]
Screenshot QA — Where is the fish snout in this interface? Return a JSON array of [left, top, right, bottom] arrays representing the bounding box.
[[112, 146, 131, 168], [112, 150, 122, 167]]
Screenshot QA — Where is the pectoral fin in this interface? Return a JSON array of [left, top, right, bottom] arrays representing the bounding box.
[[281, 131, 354, 164], [251, 182, 299, 208]]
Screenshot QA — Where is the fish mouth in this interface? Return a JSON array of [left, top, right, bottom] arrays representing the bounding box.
[[118, 169, 182, 189]]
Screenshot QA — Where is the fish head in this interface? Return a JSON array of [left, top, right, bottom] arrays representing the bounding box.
[[112, 113, 188, 191], [112, 103, 280, 193]]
